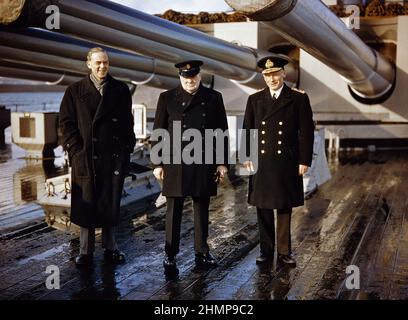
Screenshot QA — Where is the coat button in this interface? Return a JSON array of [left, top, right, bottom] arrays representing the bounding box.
[[262, 121, 266, 125], [182, 102, 186, 106], [261, 140, 265, 144], [277, 150, 282, 154], [261, 130, 265, 135], [183, 124, 187, 128], [93, 155, 98, 160], [66, 143, 70, 148], [278, 131, 282, 135], [113, 154, 119, 158], [279, 121, 283, 125], [92, 138, 97, 142], [201, 102, 205, 106], [182, 113, 186, 117], [278, 141, 282, 145], [202, 113, 206, 117], [261, 150, 265, 154], [112, 118, 118, 122], [202, 125, 205, 129], [114, 170, 119, 175]]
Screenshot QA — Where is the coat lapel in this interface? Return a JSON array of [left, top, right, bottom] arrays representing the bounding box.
[[93, 74, 115, 124], [183, 84, 206, 112], [263, 84, 292, 121], [171, 85, 190, 112], [258, 88, 273, 118], [172, 84, 206, 113], [77, 75, 100, 121]]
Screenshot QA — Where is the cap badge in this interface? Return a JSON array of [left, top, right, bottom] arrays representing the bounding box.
[[265, 59, 274, 68], [186, 64, 191, 70]]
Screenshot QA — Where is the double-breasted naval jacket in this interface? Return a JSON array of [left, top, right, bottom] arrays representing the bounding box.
[[243, 84, 314, 209], [59, 74, 136, 228], [152, 84, 229, 197]]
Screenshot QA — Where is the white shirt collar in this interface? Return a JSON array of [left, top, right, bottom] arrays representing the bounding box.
[[269, 84, 284, 99]]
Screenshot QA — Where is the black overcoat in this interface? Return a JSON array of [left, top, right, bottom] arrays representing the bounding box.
[[243, 84, 314, 209], [152, 84, 229, 197], [59, 74, 136, 228]]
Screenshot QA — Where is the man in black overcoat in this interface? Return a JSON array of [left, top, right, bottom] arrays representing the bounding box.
[[151, 60, 229, 269], [59, 47, 136, 266], [243, 56, 314, 266]]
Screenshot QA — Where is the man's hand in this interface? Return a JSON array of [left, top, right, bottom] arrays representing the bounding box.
[[215, 165, 228, 183], [243, 161, 255, 173], [299, 164, 309, 176], [153, 167, 164, 180]]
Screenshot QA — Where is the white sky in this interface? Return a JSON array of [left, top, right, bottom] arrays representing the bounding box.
[[110, 0, 233, 14]]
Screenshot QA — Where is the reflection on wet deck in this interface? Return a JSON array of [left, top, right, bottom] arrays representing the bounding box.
[[0, 128, 69, 234], [1, 149, 408, 300]]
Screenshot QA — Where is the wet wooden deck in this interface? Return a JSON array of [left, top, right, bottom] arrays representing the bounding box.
[[1, 150, 408, 300]]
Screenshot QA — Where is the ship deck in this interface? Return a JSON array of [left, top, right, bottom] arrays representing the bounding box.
[[1, 148, 408, 300]]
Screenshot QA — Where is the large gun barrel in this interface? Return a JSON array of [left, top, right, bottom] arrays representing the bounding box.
[[0, 59, 82, 85], [0, 45, 180, 89], [225, 0, 395, 102], [1, 0, 300, 89], [0, 28, 180, 89], [0, 28, 178, 78]]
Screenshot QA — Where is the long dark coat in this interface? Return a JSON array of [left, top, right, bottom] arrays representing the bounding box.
[[243, 84, 314, 209], [152, 84, 229, 197], [59, 74, 136, 228]]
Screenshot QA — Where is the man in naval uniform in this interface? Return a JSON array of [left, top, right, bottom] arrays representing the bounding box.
[[243, 56, 314, 266], [59, 47, 136, 267], [152, 60, 229, 269]]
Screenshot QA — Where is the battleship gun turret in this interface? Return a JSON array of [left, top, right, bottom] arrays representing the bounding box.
[[225, 0, 396, 103], [0, 0, 298, 89], [0, 28, 180, 89]]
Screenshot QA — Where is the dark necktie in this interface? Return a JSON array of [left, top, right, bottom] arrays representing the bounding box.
[[272, 93, 277, 103]]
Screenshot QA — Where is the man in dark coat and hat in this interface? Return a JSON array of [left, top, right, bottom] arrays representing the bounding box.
[[151, 60, 229, 269], [59, 47, 136, 266], [243, 56, 314, 266]]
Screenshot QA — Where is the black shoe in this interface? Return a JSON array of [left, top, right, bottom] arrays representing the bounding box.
[[195, 252, 217, 266], [74, 254, 93, 267], [104, 250, 126, 265], [163, 255, 177, 269], [278, 253, 296, 267], [256, 253, 273, 265]]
